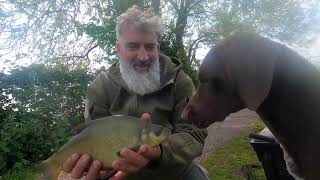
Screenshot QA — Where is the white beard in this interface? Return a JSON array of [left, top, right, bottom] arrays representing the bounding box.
[[119, 58, 161, 95]]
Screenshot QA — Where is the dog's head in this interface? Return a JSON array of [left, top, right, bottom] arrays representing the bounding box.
[[182, 32, 277, 128], [181, 48, 245, 128]]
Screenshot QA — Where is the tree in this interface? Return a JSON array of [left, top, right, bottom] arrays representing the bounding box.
[[180, 0, 320, 67], [0, 109, 69, 174], [0, 63, 95, 174], [1, 0, 319, 74], [2, 63, 94, 125]]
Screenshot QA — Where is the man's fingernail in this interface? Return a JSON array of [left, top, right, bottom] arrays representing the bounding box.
[[140, 146, 147, 153], [70, 153, 78, 160], [93, 160, 100, 168], [112, 162, 120, 169], [120, 148, 127, 156], [81, 154, 90, 162]]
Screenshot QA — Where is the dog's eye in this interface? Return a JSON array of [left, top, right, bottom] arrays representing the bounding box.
[[198, 76, 209, 83], [209, 78, 224, 92]]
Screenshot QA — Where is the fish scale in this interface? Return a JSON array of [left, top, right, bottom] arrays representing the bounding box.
[[35, 115, 170, 180]]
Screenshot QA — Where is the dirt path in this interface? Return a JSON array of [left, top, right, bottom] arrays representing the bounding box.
[[195, 109, 259, 164]]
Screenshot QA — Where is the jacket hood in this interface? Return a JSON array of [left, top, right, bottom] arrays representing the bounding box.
[[106, 54, 182, 92]]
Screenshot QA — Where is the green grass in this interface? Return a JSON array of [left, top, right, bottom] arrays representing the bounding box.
[[202, 119, 267, 180], [0, 169, 41, 180]]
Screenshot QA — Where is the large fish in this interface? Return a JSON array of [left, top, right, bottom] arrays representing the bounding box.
[[36, 115, 170, 180]]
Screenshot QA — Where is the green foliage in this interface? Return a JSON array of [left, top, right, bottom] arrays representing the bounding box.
[[160, 32, 199, 86], [2, 64, 94, 126], [2, 0, 318, 83], [0, 109, 71, 174], [213, 9, 256, 38], [253, 119, 266, 133], [77, 20, 117, 59], [0, 64, 95, 175], [1, 0, 319, 66]]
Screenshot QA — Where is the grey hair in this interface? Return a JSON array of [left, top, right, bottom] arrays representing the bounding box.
[[116, 5, 163, 40]]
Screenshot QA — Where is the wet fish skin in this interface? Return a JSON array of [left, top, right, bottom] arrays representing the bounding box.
[[35, 115, 170, 180]]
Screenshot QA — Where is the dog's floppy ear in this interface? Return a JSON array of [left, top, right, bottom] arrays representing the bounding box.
[[216, 32, 278, 110]]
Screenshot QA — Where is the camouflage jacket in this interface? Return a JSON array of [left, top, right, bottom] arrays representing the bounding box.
[[84, 54, 208, 180]]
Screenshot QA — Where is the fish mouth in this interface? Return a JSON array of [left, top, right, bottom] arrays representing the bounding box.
[[159, 127, 171, 139], [153, 126, 171, 141], [141, 126, 171, 146]]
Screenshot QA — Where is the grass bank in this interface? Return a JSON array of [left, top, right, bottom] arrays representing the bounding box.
[[0, 169, 40, 180], [202, 120, 267, 180]]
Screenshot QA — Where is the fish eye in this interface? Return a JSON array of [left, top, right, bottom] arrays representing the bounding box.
[[154, 130, 161, 136]]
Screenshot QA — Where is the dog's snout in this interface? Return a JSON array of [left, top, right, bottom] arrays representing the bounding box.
[[181, 104, 196, 121], [187, 106, 196, 119], [181, 107, 188, 121]]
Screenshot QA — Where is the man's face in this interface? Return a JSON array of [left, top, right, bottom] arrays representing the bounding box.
[[116, 28, 161, 95], [116, 29, 160, 73]]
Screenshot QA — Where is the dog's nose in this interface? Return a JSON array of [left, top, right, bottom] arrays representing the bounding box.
[[181, 105, 189, 121], [181, 105, 194, 121]]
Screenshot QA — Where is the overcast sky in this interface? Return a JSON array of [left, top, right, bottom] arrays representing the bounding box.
[[0, 2, 320, 72], [1, 32, 320, 73]]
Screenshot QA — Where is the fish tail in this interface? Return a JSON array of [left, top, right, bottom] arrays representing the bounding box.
[[35, 159, 61, 180]]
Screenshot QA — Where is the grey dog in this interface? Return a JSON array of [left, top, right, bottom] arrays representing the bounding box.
[[182, 32, 320, 180]]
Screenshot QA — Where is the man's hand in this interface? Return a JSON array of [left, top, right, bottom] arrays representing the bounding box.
[[111, 144, 161, 179], [111, 113, 161, 179], [62, 113, 160, 180], [62, 153, 110, 180]]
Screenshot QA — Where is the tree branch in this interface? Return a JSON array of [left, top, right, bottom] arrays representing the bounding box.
[[166, 0, 179, 12], [56, 43, 98, 60], [187, 36, 205, 62]]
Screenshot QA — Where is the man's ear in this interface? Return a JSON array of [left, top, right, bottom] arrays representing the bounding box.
[[156, 42, 160, 52], [116, 42, 121, 55]]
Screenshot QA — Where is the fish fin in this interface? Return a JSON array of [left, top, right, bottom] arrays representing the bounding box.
[[72, 120, 99, 134], [35, 159, 61, 180], [72, 122, 89, 134]]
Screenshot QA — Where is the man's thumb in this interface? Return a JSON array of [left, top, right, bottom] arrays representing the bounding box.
[[142, 113, 152, 123]]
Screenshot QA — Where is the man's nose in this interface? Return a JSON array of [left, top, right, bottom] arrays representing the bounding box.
[[137, 47, 149, 60]]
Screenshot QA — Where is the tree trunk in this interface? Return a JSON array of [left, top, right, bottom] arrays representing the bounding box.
[[151, 0, 161, 14]]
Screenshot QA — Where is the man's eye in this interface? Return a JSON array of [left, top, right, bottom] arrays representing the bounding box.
[[145, 44, 155, 51], [127, 44, 139, 50]]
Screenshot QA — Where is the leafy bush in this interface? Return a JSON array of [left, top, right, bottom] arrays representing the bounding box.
[[0, 64, 94, 175], [0, 109, 72, 174]]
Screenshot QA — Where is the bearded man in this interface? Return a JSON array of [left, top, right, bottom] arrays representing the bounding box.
[[62, 5, 209, 180]]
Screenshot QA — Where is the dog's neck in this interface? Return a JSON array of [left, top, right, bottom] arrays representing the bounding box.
[[256, 55, 320, 179]]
